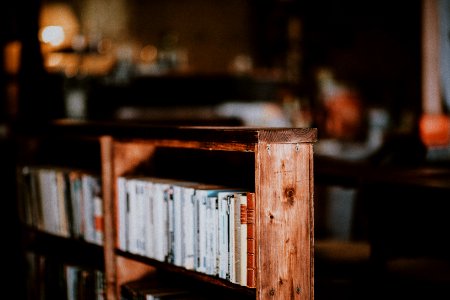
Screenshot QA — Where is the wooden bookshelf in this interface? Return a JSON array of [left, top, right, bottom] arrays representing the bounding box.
[[15, 120, 317, 300]]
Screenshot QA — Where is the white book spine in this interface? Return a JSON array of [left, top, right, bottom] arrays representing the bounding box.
[[183, 187, 195, 270], [172, 185, 183, 266], [152, 182, 169, 261], [167, 185, 175, 264], [213, 197, 220, 276], [126, 179, 137, 254], [163, 185, 170, 262], [136, 180, 147, 255], [193, 192, 200, 271], [144, 180, 154, 259], [228, 194, 236, 283], [117, 177, 127, 251], [218, 192, 229, 280], [206, 196, 218, 275], [39, 169, 59, 235], [82, 174, 96, 243], [198, 191, 208, 273]]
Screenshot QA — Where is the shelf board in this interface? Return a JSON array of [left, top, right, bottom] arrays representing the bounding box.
[[116, 249, 256, 297], [24, 119, 317, 146], [21, 225, 105, 270]]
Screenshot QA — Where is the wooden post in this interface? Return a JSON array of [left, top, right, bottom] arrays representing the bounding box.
[[100, 135, 117, 300], [255, 142, 314, 299], [422, 0, 441, 114]]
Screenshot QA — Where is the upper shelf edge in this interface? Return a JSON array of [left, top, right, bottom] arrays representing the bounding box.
[[15, 119, 318, 144]]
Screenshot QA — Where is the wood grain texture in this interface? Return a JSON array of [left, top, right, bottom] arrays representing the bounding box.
[[255, 142, 313, 299], [100, 136, 117, 300]]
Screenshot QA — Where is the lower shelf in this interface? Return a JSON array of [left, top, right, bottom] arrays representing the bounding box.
[[116, 249, 256, 298], [21, 226, 105, 270]]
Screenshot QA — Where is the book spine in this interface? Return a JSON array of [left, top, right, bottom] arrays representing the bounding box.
[[246, 192, 256, 288], [117, 177, 127, 251], [16, 167, 30, 226], [39, 169, 60, 235], [126, 179, 137, 254], [82, 175, 95, 244], [218, 193, 229, 280], [69, 171, 83, 240], [144, 180, 155, 259], [172, 185, 182, 267], [198, 192, 207, 274], [213, 197, 220, 276], [55, 170, 69, 237], [235, 193, 248, 286], [228, 194, 236, 283], [153, 182, 168, 261], [162, 184, 170, 262], [135, 180, 147, 255], [183, 188, 195, 270], [167, 185, 175, 264], [93, 192, 104, 246]]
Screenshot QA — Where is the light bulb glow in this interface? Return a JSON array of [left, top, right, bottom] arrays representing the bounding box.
[[40, 26, 65, 47]]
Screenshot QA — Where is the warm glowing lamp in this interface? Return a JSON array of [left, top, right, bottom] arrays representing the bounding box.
[[39, 3, 80, 51]]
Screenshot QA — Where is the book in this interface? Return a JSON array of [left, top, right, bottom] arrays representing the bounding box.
[[117, 176, 128, 251], [217, 190, 234, 281], [126, 176, 175, 261], [82, 173, 103, 245], [246, 192, 256, 288], [218, 190, 250, 284], [65, 265, 79, 300], [55, 169, 70, 238], [36, 168, 60, 235], [125, 178, 147, 256], [171, 180, 199, 269], [16, 166, 35, 227], [193, 185, 236, 275], [93, 188, 104, 246], [205, 195, 218, 276], [233, 191, 249, 287], [68, 170, 84, 239], [148, 178, 172, 262]]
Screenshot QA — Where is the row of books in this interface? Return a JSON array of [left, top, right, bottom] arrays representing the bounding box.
[[17, 166, 104, 245], [117, 176, 256, 288], [25, 252, 105, 300]]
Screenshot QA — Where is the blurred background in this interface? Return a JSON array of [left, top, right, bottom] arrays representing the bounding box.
[[1, 0, 450, 299]]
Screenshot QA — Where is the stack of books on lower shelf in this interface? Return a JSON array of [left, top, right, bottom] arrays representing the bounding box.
[[25, 251, 105, 300]]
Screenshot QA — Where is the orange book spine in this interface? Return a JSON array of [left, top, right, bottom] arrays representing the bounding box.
[[246, 192, 256, 288]]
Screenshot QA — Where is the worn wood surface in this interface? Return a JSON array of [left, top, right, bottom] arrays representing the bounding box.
[[100, 136, 117, 300], [256, 142, 313, 299]]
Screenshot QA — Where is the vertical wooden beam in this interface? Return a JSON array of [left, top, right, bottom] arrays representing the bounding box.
[[112, 141, 156, 291], [255, 142, 314, 299], [100, 135, 117, 300], [422, 0, 441, 114]]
